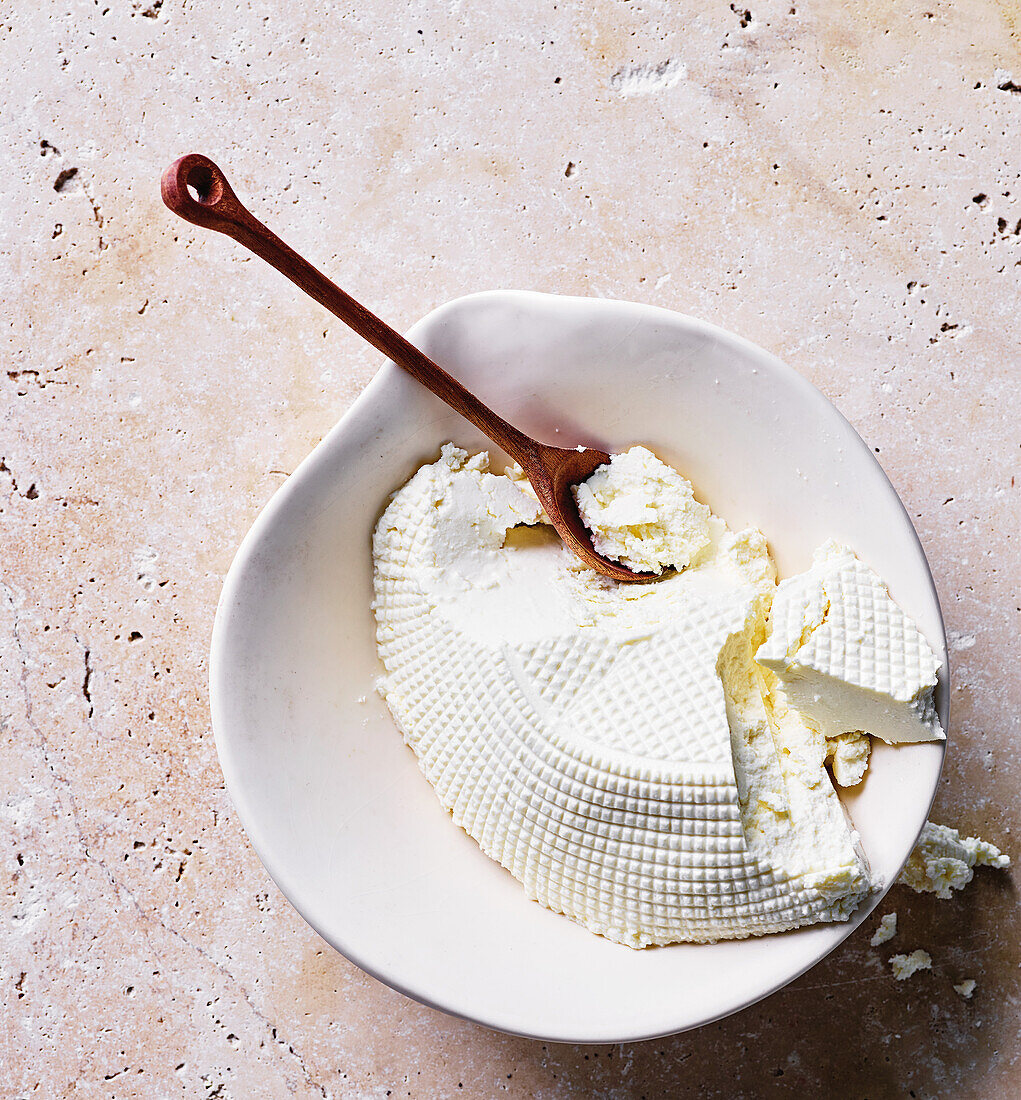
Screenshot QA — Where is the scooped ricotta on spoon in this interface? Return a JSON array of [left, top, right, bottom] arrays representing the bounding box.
[[573, 446, 712, 575], [371, 444, 944, 947]]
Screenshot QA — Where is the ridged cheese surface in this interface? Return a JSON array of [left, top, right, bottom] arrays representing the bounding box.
[[372, 446, 872, 947]]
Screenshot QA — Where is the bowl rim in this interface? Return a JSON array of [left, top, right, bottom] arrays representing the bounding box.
[[209, 288, 947, 1042]]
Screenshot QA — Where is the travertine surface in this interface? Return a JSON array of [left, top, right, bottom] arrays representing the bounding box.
[[2, 1, 1019, 1096]]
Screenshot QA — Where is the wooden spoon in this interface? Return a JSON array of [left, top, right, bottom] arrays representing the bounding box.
[[161, 153, 654, 583]]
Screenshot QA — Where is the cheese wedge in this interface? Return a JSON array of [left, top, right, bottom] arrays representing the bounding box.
[[756, 542, 943, 746]]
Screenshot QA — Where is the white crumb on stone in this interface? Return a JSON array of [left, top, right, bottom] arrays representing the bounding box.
[[954, 979, 977, 999], [609, 58, 686, 97], [870, 912, 897, 946], [897, 822, 1010, 899], [948, 630, 976, 652], [890, 950, 932, 980]]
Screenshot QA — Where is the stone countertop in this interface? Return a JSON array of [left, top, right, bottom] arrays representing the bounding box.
[[2, 1, 1019, 1096]]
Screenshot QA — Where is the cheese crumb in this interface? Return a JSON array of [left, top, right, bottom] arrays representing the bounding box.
[[826, 731, 871, 787], [573, 446, 712, 574], [954, 979, 977, 999], [890, 950, 932, 980], [897, 822, 1011, 899], [870, 912, 897, 946]]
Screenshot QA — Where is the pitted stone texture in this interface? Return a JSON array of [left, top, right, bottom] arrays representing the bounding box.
[[1, 0, 1018, 1096]]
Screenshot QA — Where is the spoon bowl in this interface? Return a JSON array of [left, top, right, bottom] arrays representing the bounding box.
[[523, 442, 665, 582]]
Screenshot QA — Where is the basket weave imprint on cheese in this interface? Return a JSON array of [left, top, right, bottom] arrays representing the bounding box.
[[371, 447, 943, 948]]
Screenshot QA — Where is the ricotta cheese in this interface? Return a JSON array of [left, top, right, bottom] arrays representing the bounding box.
[[756, 541, 944, 746], [371, 446, 952, 947], [826, 731, 871, 788], [870, 911, 897, 946], [897, 822, 1010, 899], [373, 446, 889, 947], [573, 446, 712, 574], [890, 949, 931, 980]]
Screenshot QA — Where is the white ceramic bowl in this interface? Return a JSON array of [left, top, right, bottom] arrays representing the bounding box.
[[210, 291, 946, 1042]]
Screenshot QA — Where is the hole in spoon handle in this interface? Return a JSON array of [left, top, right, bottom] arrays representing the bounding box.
[[161, 153, 259, 238], [159, 155, 543, 476]]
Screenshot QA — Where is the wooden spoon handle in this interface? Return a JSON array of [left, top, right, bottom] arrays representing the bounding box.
[[161, 153, 539, 467]]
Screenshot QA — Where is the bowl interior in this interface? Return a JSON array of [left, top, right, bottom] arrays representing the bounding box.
[[211, 290, 946, 1042]]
